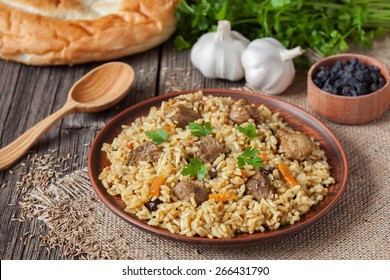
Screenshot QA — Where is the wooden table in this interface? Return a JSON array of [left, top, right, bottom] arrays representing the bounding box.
[[2, 35, 390, 260], [0, 39, 246, 259]]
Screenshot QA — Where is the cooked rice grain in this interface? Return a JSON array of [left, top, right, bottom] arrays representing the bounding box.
[[99, 91, 335, 238]]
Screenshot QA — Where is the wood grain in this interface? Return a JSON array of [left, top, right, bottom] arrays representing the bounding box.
[[0, 62, 134, 170], [0, 47, 160, 259]]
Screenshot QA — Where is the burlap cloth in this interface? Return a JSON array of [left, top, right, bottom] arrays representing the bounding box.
[[17, 37, 390, 260]]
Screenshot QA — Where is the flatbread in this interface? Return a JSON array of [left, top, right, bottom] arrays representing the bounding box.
[[0, 0, 177, 65]]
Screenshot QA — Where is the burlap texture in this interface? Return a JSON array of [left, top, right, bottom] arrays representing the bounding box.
[[18, 37, 390, 260]]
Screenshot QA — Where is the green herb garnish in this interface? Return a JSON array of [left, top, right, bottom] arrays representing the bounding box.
[[189, 122, 212, 137], [238, 124, 259, 141], [145, 128, 168, 145], [237, 147, 264, 169], [174, 0, 390, 66], [181, 157, 208, 181]]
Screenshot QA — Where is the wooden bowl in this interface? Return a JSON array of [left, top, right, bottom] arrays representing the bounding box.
[[88, 89, 348, 246], [307, 53, 390, 124]]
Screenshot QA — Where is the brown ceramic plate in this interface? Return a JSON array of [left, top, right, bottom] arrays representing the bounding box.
[[88, 89, 348, 246]]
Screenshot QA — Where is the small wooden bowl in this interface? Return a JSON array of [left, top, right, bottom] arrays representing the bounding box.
[[307, 53, 390, 124]]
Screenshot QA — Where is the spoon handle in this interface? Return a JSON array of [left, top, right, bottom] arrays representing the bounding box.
[[0, 103, 75, 170]]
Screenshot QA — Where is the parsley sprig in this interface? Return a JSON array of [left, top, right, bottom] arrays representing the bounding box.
[[237, 147, 264, 169], [181, 157, 208, 181], [175, 0, 390, 67], [145, 128, 168, 145], [238, 124, 259, 141], [189, 122, 212, 137]]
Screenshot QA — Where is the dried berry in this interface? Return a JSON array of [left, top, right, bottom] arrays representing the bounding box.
[[145, 199, 162, 211], [323, 84, 337, 94], [313, 57, 386, 97], [379, 77, 386, 87], [331, 61, 342, 74], [350, 58, 358, 66], [356, 82, 368, 95]]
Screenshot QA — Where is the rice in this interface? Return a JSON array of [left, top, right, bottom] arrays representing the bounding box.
[[98, 91, 335, 238]]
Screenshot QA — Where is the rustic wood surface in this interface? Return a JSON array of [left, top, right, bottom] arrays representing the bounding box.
[[0, 38, 245, 259]]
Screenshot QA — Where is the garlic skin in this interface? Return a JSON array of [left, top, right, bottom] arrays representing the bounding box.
[[190, 20, 250, 81], [241, 38, 302, 95]]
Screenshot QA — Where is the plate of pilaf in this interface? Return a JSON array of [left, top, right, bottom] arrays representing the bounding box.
[[88, 89, 348, 246]]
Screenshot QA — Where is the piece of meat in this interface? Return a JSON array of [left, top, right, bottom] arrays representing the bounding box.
[[193, 185, 211, 205], [244, 102, 261, 123], [279, 129, 314, 161], [127, 141, 162, 166], [229, 99, 251, 124], [195, 135, 224, 164], [166, 104, 201, 128], [172, 181, 211, 205], [245, 171, 273, 201], [228, 99, 261, 124]]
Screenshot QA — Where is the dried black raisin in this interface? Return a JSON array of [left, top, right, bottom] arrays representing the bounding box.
[[145, 199, 162, 211], [313, 57, 386, 96]]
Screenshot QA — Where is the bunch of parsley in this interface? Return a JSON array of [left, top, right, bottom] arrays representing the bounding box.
[[175, 0, 389, 64]]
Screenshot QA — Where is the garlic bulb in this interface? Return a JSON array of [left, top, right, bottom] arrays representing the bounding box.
[[190, 20, 250, 81], [241, 38, 302, 95]]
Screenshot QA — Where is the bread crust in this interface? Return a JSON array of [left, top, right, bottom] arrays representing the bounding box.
[[0, 0, 177, 65]]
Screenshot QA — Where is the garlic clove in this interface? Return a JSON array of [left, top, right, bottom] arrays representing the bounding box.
[[190, 20, 250, 81], [241, 38, 302, 95]]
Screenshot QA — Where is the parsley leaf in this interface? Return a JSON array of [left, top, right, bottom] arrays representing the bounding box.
[[181, 157, 208, 181], [145, 128, 168, 145], [237, 147, 264, 169], [174, 35, 191, 50], [189, 122, 212, 137], [237, 124, 259, 141], [174, 0, 390, 66]]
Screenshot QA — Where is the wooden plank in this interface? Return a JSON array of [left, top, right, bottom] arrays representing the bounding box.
[[0, 61, 68, 260], [0, 46, 161, 259], [0, 61, 22, 138], [158, 39, 243, 95], [158, 40, 203, 95]]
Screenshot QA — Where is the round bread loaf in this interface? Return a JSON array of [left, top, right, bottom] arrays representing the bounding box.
[[0, 0, 177, 65]]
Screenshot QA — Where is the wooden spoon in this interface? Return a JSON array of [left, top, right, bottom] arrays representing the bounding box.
[[0, 62, 135, 170]]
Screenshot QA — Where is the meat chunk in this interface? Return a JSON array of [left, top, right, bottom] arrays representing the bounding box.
[[127, 141, 162, 166], [228, 99, 261, 124], [279, 129, 314, 161], [166, 104, 201, 128], [195, 135, 224, 164], [245, 171, 273, 201], [172, 181, 211, 205]]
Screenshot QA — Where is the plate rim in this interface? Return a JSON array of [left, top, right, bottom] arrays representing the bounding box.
[[88, 88, 348, 245]]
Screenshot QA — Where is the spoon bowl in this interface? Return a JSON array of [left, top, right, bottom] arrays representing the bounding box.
[[0, 62, 135, 170], [69, 62, 135, 112]]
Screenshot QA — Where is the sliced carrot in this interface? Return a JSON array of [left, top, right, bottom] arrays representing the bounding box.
[[148, 174, 166, 197], [241, 169, 247, 178], [259, 151, 268, 163], [126, 143, 134, 149], [209, 191, 237, 202], [164, 125, 176, 131], [277, 162, 298, 187]]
